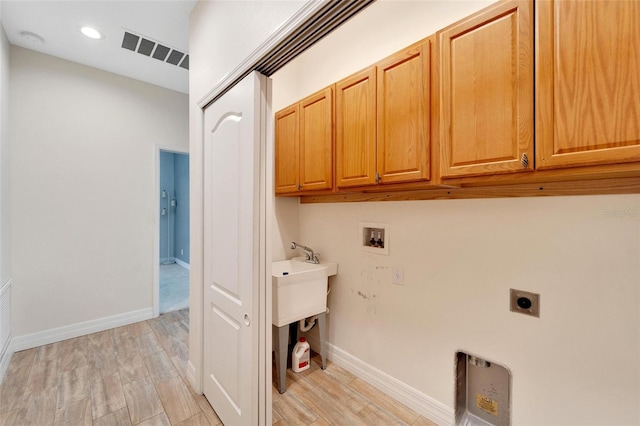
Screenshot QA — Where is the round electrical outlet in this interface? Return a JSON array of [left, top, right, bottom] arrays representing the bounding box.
[[517, 297, 532, 310], [510, 289, 540, 317]]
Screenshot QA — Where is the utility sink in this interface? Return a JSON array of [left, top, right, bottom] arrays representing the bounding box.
[[272, 256, 338, 327]]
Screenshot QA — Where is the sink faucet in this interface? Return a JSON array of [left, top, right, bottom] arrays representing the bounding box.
[[290, 242, 319, 264]]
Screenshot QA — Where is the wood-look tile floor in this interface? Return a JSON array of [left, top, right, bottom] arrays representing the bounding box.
[[272, 353, 437, 426], [0, 309, 220, 426], [1, 309, 437, 425]]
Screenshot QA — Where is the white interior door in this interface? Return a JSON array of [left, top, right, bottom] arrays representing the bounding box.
[[203, 71, 267, 426]]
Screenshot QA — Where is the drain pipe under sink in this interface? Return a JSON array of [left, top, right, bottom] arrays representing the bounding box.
[[299, 315, 317, 332], [299, 305, 331, 332]]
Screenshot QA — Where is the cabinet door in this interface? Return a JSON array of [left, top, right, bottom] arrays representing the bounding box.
[[536, 0, 640, 170], [336, 67, 377, 188], [300, 87, 333, 191], [439, 0, 534, 178], [377, 39, 432, 184], [274, 105, 300, 194]]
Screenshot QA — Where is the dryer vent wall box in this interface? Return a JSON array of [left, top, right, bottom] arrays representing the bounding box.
[[359, 222, 389, 255], [455, 351, 511, 426]]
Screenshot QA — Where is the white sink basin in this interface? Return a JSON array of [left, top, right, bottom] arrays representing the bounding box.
[[272, 256, 338, 327]]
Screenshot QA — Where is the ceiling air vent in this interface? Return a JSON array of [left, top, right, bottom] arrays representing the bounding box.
[[121, 31, 189, 70]]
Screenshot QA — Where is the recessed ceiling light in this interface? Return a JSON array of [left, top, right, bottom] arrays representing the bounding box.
[[80, 26, 103, 40], [20, 31, 45, 44]]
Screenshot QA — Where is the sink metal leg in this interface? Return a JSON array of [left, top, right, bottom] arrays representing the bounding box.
[[289, 322, 298, 350], [275, 325, 289, 394], [318, 311, 327, 370], [275, 313, 326, 392]]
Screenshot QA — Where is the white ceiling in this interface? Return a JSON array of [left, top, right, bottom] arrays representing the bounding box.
[[1, 0, 196, 94]]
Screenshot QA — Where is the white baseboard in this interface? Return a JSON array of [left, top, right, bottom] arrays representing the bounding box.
[[187, 360, 200, 393], [0, 279, 12, 384], [306, 335, 454, 426], [175, 258, 190, 270], [0, 335, 13, 384], [12, 308, 154, 351]]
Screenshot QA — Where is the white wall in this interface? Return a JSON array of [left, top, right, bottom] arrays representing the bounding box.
[[271, 1, 640, 425], [0, 0, 10, 287], [189, 0, 305, 102], [0, 16, 13, 378], [272, 0, 493, 110], [10, 47, 188, 339], [297, 196, 640, 425]]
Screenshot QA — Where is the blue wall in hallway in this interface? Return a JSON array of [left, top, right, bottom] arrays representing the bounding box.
[[159, 151, 189, 264], [174, 154, 190, 263]]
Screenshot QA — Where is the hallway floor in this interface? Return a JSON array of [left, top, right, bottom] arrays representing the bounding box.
[[0, 310, 220, 426], [1, 309, 437, 425], [160, 263, 189, 314]]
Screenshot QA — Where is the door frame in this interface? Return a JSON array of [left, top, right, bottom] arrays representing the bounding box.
[[199, 72, 272, 424], [154, 144, 190, 318], [189, 1, 366, 422], [189, 77, 273, 424]]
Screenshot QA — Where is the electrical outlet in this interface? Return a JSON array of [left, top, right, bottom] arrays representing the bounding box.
[[392, 266, 404, 285], [510, 289, 540, 317]]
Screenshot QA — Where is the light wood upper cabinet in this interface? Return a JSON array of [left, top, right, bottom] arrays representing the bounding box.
[[377, 39, 432, 184], [335, 67, 377, 188], [536, 0, 640, 170], [439, 0, 534, 178], [275, 87, 333, 195], [277, 0, 639, 200], [336, 40, 433, 189], [274, 105, 299, 194], [300, 88, 333, 191]]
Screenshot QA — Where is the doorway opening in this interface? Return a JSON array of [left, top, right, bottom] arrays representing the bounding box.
[[158, 148, 190, 314]]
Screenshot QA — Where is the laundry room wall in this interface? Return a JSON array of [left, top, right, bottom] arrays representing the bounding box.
[[270, 1, 640, 424]]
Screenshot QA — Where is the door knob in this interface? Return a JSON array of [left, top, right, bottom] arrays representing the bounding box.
[[244, 314, 251, 326]]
